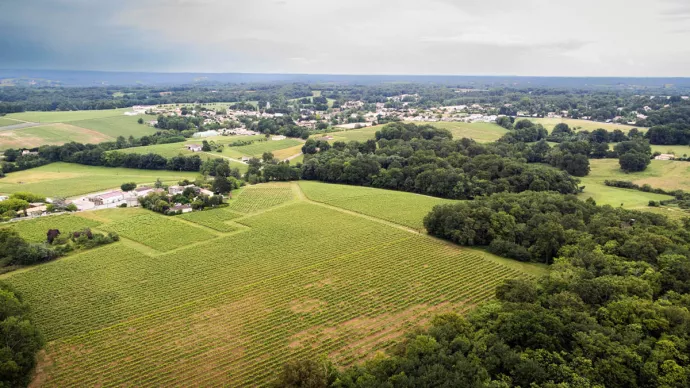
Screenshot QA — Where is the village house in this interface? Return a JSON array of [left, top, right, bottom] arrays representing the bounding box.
[[186, 144, 203, 152], [133, 186, 154, 197], [199, 188, 214, 197], [21, 150, 38, 156], [171, 204, 192, 214]]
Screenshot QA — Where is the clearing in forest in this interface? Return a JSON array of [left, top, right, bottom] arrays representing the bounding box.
[[2, 182, 541, 387]]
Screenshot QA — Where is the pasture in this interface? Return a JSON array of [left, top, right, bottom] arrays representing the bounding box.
[[0, 162, 199, 198], [650, 144, 690, 157], [524, 117, 645, 133], [5, 108, 130, 123], [299, 181, 455, 230], [0, 123, 113, 150], [2, 182, 539, 387], [4, 214, 101, 243], [223, 138, 303, 158], [316, 125, 383, 143], [0, 117, 20, 127]]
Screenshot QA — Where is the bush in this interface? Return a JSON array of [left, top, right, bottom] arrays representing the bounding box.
[[620, 151, 651, 172], [121, 182, 137, 192]]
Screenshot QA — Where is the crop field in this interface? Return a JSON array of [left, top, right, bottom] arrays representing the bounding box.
[[0, 162, 199, 198], [226, 183, 296, 213], [4, 108, 130, 123], [524, 117, 645, 133], [4, 214, 101, 243], [419, 121, 509, 143], [0, 123, 114, 150], [2, 185, 537, 387], [316, 125, 383, 143], [299, 181, 455, 230], [177, 208, 242, 232], [271, 144, 303, 160], [0, 117, 20, 127], [100, 212, 216, 252], [66, 115, 158, 138]]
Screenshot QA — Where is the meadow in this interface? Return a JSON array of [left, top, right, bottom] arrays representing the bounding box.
[[650, 144, 690, 157], [0, 123, 113, 150], [223, 138, 302, 158], [0, 162, 199, 198], [4, 214, 101, 243], [1, 181, 539, 387], [524, 117, 645, 133], [418, 121, 509, 143], [299, 181, 455, 230], [0, 117, 19, 127]]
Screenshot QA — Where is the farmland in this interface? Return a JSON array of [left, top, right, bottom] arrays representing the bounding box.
[[4, 108, 130, 123], [299, 181, 455, 230], [523, 117, 645, 133], [0, 123, 113, 150], [0, 117, 20, 127], [417, 121, 509, 143], [1, 182, 540, 387], [177, 208, 242, 232], [65, 114, 158, 138], [0, 162, 199, 198], [4, 214, 101, 243]]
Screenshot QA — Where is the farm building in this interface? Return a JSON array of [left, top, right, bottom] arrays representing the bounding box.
[[170, 204, 192, 213], [654, 154, 675, 160], [271, 135, 287, 141], [186, 144, 203, 152], [26, 205, 48, 217], [199, 188, 214, 197], [192, 130, 219, 138], [241, 156, 251, 162], [93, 191, 125, 206]]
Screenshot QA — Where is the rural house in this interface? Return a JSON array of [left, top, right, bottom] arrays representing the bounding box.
[[170, 204, 192, 213], [654, 154, 675, 160], [93, 191, 125, 206], [186, 144, 203, 152], [133, 186, 154, 196]]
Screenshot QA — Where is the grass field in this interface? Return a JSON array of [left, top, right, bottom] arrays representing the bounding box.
[[1, 182, 542, 387], [5, 108, 130, 123], [579, 159, 685, 211], [0, 117, 20, 127], [315, 125, 383, 143], [420, 122, 509, 143], [650, 144, 690, 157], [524, 117, 645, 133], [66, 115, 158, 138], [224, 139, 303, 158], [0, 162, 199, 198], [0, 123, 113, 150], [4, 214, 101, 243], [299, 181, 455, 230]]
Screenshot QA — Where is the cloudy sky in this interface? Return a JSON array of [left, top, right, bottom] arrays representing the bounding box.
[[1, 0, 689, 76]]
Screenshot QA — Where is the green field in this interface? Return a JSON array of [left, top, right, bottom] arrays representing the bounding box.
[[4, 214, 101, 243], [0, 123, 113, 150], [5, 108, 130, 123], [226, 183, 296, 213], [2, 182, 540, 386], [524, 117, 645, 133], [650, 144, 690, 157], [177, 208, 242, 232], [0, 117, 20, 127], [299, 181, 455, 230], [316, 125, 383, 143], [224, 139, 303, 158], [66, 115, 158, 138], [0, 162, 199, 198], [578, 159, 686, 211]]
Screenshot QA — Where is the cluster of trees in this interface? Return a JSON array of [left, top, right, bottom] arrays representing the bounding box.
[[0, 192, 51, 221], [250, 117, 311, 139], [424, 191, 682, 264], [300, 123, 580, 199], [138, 191, 225, 215], [245, 152, 300, 183], [0, 282, 44, 387], [278, 191, 690, 387]]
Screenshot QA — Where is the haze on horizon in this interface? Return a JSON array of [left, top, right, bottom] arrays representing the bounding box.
[[1, 0, 689, 77]]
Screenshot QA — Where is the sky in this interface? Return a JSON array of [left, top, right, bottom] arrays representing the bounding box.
[[1, 0, 689, 76]]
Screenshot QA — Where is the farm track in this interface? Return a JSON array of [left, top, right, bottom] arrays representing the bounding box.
[[0, 121, 42, 131]]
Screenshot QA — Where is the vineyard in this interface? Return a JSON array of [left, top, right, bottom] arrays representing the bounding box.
[[100, 212, 216, 251], [177, 208, 242, 232], [226, 183, 295, 213], [299, 180, 455, 230], [4, 214, 101, 243], [2, 182, 538, 387]]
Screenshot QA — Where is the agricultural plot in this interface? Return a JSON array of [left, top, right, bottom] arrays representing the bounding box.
[[226, 183, 295, 213], [0, 123, 113, 150], [100, 213, 216, 252], [177, 208, 242, 232], [0, 162, 199, 198], [316, 125, 382, 143], [524, 117, 645, 133], [299, 181, 455, 230], [4, 214, 101, 243], [4, 108, 130, 123], [4, 199, 532, 387], [650, 144, 690, 157], [66, 115, 158, 138]]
